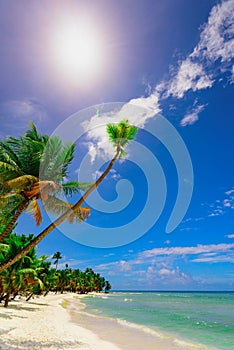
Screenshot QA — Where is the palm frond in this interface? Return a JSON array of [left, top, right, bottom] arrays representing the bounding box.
[[0, 142, 22, 172], [61, 181, 93, 196], [127, 125, 138, 140], [24, 122, 40, 141], [0, 243, 9, 253], [106, 124, 119, 147], [19, 267, 38, 277], [26, 199, 42, 226], [106, 120, 138, 156], [0, 193, 24, 210], [0, 161, 21, 177], [39, 137, 75, 181], [43, 195, 90, 223], [0, 123, 80, 233], [25, 180, 59, 201], [4, 175, 38, 191]]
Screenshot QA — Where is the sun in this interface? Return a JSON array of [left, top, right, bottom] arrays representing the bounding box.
[[52, 18, 104, 82]]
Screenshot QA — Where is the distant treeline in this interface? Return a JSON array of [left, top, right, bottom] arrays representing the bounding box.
[[0, 233, 111, 308]]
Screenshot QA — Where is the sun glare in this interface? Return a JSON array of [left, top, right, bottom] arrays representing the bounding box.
[[52, 19, 104, 82]]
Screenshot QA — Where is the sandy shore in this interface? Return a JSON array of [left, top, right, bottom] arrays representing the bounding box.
[[0, 293, 121, 350], [0, 293, 209, 350]]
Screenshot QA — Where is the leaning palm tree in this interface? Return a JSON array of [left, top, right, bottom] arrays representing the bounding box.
[[0, 233, 39, 307], [0, 123, 91, 243], [0, 120, 138, 272], [52, 251, 62, 271]]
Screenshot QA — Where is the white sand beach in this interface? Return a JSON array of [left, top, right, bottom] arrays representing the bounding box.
[[0, 293, 208, 350], [0, 293, 121, 350]]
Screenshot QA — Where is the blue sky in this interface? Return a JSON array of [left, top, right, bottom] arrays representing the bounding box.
[[0, 0, 233, 290]]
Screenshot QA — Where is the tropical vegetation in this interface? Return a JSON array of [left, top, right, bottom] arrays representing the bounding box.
[[0, 122, 91, 243], [0, 120, 137, 273], [0, 232, 111, 307]]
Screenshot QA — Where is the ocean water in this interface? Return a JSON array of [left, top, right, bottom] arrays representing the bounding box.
[[83, 292, 234, 349]]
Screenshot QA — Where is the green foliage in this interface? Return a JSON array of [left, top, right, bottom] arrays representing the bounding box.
[[0, 123, 90, 235], [0, 233, 111, 307], [0, 119, 138, 275], [61, 181, 93, 196], [0, 233, 41, 306], [106, 119, 138, 157]]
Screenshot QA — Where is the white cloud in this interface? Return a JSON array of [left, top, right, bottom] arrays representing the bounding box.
[[94, 240, 234, 288], [119, 260, 132, 271], [167, 59, 213, 98], [139, 243, 234, 259], [191, 0, 234, 64], [158, 268, 169, 275], [96, 242, 234, 274], [207, 188, 234, 216], [109, 169, 121, 180], [226, 188, 234, 196], [99, 260, 193, 286], [2, 99, 47, 122], [134, 264, 193, 286], [227, 234, 234, 239], [128, 93, 161, 118], [164, 240, 171, 245], [93, 168, 121, 182], [180, 112, 199, 127], [180, 104, 205, 127], [77, 0, 234, 162], [97, 259, 133, 273], [82, 94, 161, 162], [155, 0, 234, 120], [79, 1, 234, 161], [223, 199, 232, 207], [192, 254, 234, 263], [103, 253, 115, 258], [208, 209, 224, 217], [87, 143, 98, 164], [157, 266, 192, 284]]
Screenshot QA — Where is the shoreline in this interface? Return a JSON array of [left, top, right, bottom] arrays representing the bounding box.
[[69, 294, 213, 350], [0, 293, 213, 350]]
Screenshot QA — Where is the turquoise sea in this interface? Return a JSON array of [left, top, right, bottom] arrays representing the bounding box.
[[83, 292, 234, 349]]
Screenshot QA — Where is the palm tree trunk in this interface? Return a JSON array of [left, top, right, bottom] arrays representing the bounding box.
[[11, 291, 18, 300], [0, 151, 120, 273], [4, 292, 10, 307], [0, 198, 28, 243], [26, 293, 34, 301], [0, 293, 6, 303]]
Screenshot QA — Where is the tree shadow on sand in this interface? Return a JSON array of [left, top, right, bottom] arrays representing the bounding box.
[[0, 338, 85, 349], [27, 301, 49, 307], [4, 304, 41, 312]]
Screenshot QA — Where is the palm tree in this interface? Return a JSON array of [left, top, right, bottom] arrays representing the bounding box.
[[69, 269, 81, 292], [0, 233, 40, 307], [0, 123, 91, 243], [0, 120, 138, 272], [104, 280, 111, 293], [37, 262, 56, 296], [0, 234, 111, 304], [52, 251, 62, 271]]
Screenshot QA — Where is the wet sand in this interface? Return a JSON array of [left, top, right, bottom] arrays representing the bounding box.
[[68, 294, 210, 350]]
